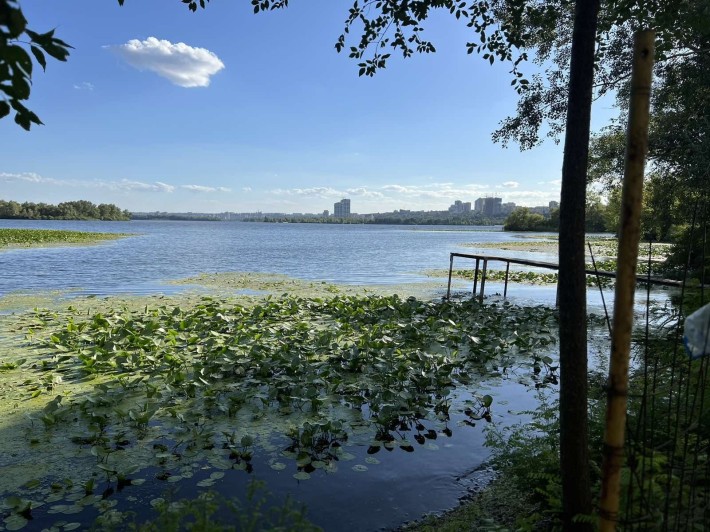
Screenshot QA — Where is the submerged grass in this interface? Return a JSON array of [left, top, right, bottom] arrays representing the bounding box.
[[0, 228, 131, 249], [0, 291, 559, 530]]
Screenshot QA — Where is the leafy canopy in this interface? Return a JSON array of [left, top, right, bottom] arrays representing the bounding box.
[[0, 0, 71, 130]]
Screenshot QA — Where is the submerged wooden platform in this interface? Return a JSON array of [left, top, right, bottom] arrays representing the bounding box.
[[446, 252, 688, 303]]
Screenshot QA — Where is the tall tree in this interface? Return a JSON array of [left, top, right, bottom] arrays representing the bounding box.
[[557, 1, 599, 526]]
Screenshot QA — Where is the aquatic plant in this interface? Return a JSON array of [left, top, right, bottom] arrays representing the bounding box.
[[1, 294, 559, 529], [0, 228, 130, 248]]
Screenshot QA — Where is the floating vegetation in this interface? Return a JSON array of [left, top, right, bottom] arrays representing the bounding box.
[[170, 271, 448, 301], [436, 269, 559, 285], [461, 237, 672, 260], [0, 294, 558, 529], [0, 229, 131, 249], [428, 257, 664, 288]]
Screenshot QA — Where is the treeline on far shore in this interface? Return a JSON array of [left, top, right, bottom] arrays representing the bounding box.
[[503, 198, 613, 233], [246, 213, 507, 226], [0, 200, 131, 221]]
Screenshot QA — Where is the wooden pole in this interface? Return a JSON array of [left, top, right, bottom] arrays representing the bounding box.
[[473, 258, 480, 296], [446, 254, 454, 299], [599, 30, 655, 531]]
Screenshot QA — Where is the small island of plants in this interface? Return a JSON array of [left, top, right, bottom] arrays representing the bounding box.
[[0, 228, 131, 249]]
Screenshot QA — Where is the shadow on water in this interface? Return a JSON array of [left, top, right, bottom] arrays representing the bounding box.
[[0, 296, 559, 531], [0, 371, 512, 531]]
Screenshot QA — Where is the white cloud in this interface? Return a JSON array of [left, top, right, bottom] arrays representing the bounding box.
[[379, 183, 487, 200], [181, 185, 231, 193], [73, 82, 94, 91], [502, 181, 519, 188], [242, 187, 252, 192], [345, 187, 384, 198], [0, 172, 61, 185], [1, 172, 178, 193], [270, 183, 500, 206], [107, 37, 225, 88], [154, 181, 176, 192], [112, 179, 175, 193], [271, 187, 343, 198]]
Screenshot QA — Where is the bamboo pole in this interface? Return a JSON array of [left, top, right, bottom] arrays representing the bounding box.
[[599, 30, 655, 531]]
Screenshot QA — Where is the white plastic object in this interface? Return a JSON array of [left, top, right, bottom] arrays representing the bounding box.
[[684, 302, 710, 359]]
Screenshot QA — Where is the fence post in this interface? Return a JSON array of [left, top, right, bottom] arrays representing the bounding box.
[[446, 254, 454, 299], [599, 30, 655, 531], [473, 258, 480, 296], [479, 259, 488, 303]]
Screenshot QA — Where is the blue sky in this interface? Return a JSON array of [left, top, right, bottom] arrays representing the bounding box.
[[0, 1, 617, 214]]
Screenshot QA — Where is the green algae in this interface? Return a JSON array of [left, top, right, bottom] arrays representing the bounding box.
[[0, 229, 133, 251], [0, 274, 559, 530], [170, 271, 447, 300]]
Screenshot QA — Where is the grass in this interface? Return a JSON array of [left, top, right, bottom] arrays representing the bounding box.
[[0, 228, 130, 248]]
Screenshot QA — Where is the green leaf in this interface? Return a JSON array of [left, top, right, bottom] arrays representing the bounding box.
[[31, 46, 47, 71], [6, 7, 28, 39], [0, 101, 9, 119], [15, 111, 32, 131], [5, 45, 33, 78]]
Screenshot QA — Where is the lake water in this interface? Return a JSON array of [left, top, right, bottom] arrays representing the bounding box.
[[0, 220, 538, 297], [0, 220, 672, 530]]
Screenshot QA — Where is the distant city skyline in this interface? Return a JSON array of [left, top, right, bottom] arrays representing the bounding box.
[[131, 195, 559, 218], [0, 3, 612, 214]]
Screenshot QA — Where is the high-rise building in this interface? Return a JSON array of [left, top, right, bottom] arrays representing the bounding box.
[[449, 200, 473, 214], [334, 198, 351, 217], [483, 197, 502, 216], [474, 197, 502, 216]]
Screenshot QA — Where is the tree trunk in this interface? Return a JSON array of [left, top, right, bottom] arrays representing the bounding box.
[[599, 30, 655, 531], [558, 0, 600, 529]]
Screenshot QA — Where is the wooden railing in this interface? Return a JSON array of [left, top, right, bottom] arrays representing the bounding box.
[[446, 252, 687, 302]]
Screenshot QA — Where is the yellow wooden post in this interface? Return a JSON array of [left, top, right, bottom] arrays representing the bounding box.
[[599, 30, 655, 531]]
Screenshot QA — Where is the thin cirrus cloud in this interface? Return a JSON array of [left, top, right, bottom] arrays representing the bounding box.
[[502, 181, 519, 188], [0, 171, 62, 185], [0, 172, 231, 195], [272, 183, 494, 202], [115, 180, 175, 193], [106, 37, 225, 88], [181, 185, 231, 193], [271, 187, 343, 198], [73, 82, 94, 91]]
